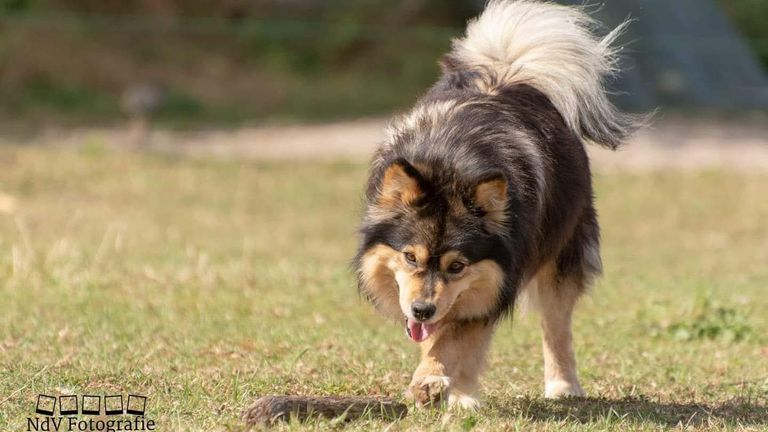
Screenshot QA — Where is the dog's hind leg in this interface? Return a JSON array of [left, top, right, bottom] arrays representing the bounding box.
[[533, 206, 601, 398], [536, 265, 586, 398]]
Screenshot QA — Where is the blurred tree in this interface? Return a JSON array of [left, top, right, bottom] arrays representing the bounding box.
[[0, 0, 765, 125], [717, 0, 768, 67]]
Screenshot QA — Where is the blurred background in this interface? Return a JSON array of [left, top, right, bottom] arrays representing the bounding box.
[[0, 0, 767, 129]]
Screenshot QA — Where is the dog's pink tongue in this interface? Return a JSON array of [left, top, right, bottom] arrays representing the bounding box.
[[406, 319, 434, 343]]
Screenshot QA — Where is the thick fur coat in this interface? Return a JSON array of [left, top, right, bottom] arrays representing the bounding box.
[[354, 0, 638, 408]]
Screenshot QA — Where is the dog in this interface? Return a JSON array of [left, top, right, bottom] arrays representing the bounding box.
[[353, 0, 638, 409]]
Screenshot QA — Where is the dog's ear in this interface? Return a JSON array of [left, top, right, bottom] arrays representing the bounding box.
[[378, 159, 425, 207], [474, 173, 508, 227]]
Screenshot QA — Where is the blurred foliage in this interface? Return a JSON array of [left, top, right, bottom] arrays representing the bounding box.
[[719, 0, 768, 68], [0, 0, 477, 126], [653, 294, 753, 343], [0, 0, 765, 126]]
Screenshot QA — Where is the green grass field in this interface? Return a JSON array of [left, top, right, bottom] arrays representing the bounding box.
[[1, 145, 767, 431]]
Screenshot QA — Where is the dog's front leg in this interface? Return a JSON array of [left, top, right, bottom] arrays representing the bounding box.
[[406, 320, 495, 410]]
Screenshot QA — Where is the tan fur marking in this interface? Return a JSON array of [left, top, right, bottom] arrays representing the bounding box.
[[474, 177, 508, 230], [379, 163, 423, 208], [439, 251, 468, 274], [403, 244, 429, 266], [391, 244, 426, 317], [451, 260, 504, 320], [358, 244, 401, 318]]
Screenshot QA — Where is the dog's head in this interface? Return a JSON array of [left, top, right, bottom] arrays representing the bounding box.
[[355, 158, 514, 342]]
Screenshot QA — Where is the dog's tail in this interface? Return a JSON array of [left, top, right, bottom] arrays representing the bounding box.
[[449, 0, 638, 149]]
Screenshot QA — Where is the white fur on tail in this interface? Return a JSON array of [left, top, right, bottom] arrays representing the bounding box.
[[451, 0, 637, 149]]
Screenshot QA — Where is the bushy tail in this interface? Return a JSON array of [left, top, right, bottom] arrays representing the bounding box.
[[450, 0, 638, 149]]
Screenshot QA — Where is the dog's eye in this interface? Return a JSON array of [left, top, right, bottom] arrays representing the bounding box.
[[403, 252, 417, 264], [447, 261, 466, 274]]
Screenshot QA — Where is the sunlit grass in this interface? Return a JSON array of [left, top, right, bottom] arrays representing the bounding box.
[[1, 146, 766, 431]]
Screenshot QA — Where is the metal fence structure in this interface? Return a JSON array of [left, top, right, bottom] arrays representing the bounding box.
[[564, 0, 768, 111]]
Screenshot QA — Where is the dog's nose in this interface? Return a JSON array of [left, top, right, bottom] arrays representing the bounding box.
[[411, 301, 436, 321]]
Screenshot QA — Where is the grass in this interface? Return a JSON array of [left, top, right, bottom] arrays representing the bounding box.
[[0, 144, 767, 431]]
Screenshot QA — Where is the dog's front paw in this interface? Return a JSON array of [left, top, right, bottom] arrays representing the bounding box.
[[406, 375, 451, 407], [544, 379, 585, 398]]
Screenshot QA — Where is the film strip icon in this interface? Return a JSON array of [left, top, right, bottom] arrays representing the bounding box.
[[82, 395, 101, 415], [35, 394, 147, 416], [35, 395, 56, 416], [105, 395, 123, 415], [126, 395, 147, 415]]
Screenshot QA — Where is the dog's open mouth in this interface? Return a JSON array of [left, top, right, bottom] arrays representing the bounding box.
[[405, 318, 438, 343]]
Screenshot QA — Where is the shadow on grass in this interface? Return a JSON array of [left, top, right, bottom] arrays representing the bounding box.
[[493, 396, 768, 427]]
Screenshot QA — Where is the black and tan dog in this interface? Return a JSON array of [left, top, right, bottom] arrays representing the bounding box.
[[354, 0, 638, 409]]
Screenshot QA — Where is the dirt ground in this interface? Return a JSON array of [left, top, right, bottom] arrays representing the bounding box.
[[10, 115, 768, 172]]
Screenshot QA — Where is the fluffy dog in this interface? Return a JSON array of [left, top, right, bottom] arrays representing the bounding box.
[[354, 0, 638, 409]]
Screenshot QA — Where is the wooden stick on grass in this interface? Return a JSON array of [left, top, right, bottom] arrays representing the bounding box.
[[242, 395, 408, 426]]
